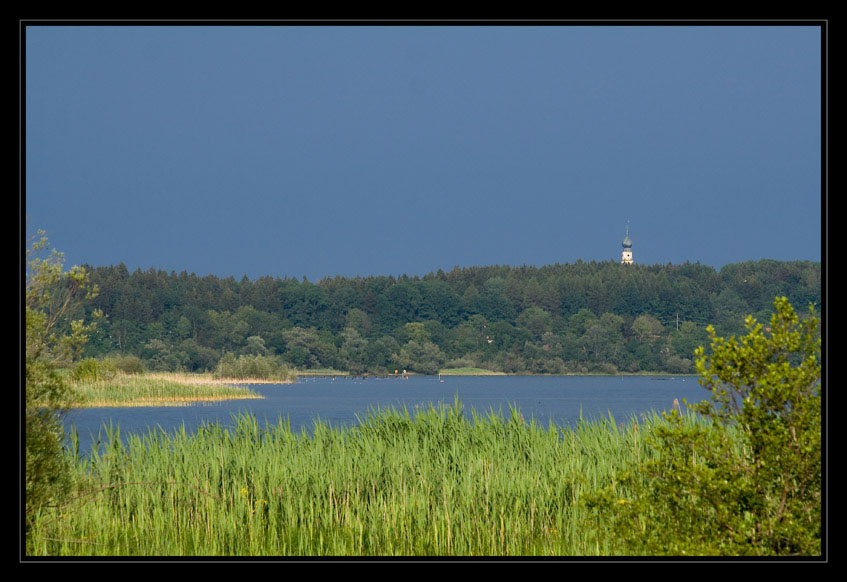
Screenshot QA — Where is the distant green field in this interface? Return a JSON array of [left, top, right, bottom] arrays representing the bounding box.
[[295, 368, 350, 376], [438, 367, 506, 376]]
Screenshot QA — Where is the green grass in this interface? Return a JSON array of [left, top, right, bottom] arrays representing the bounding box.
[[294, 368, 350, 376], [67, 372, 266, 408], [438, 367, 506, 376], [25, 400, 706, 557]]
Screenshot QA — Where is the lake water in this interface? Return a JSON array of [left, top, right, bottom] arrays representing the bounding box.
[[64, 375, 709, 457]]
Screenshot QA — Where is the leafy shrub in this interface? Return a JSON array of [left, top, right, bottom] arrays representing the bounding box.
[[663, 355, 694, 374], [585, 297, 821, 556], [214, 353, 294, 381], [70, 357, 117, 382], [108, 354, 145, 375], [25, 358, 73, 525], [597, 362, 619, 375]]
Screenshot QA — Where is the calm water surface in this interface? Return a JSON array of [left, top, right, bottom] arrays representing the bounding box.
[[64, 375, 709, 457]]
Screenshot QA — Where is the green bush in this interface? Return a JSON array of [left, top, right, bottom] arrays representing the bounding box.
[[25, 358, 73, 526], [110, 354, 146, 375], [214, 353, 294, 381], [70, 357, 117, 382], [585, 297, 821, 556]]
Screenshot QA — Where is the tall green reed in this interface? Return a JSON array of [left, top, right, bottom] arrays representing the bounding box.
[[28, 400, 702, 557]]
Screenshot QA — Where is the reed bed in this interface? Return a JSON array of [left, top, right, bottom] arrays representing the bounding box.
[[26, 399, 710, 557], [68, 373, 266, 408]]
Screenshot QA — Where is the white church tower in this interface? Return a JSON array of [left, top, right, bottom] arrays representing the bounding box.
[[621, 224, 633, 264]]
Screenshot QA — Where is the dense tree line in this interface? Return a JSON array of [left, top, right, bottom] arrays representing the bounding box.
[[73, 259, 821, 376]]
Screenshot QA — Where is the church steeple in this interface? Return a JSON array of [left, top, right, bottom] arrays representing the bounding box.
[[621, 223, 633, 264]]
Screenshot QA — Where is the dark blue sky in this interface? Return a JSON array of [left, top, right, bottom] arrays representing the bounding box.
[[25, 25, 823, 281]]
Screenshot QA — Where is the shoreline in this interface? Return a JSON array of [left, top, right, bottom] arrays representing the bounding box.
[[307, 371, 699, 378], [67, 371, 698, 409], [246, 372, 697, 379]]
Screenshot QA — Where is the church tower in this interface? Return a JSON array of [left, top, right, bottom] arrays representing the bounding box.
[[621, 224, 633, 265]]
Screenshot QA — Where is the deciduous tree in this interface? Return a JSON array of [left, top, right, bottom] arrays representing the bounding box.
[[25, 232, 101, 526], [586, 297, 821, 556]]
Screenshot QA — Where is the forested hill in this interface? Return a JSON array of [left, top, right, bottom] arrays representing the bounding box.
[[77, 259, 821, 376]]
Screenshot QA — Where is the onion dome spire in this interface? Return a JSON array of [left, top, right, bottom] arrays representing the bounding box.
[[621, 223, 634, 264]]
